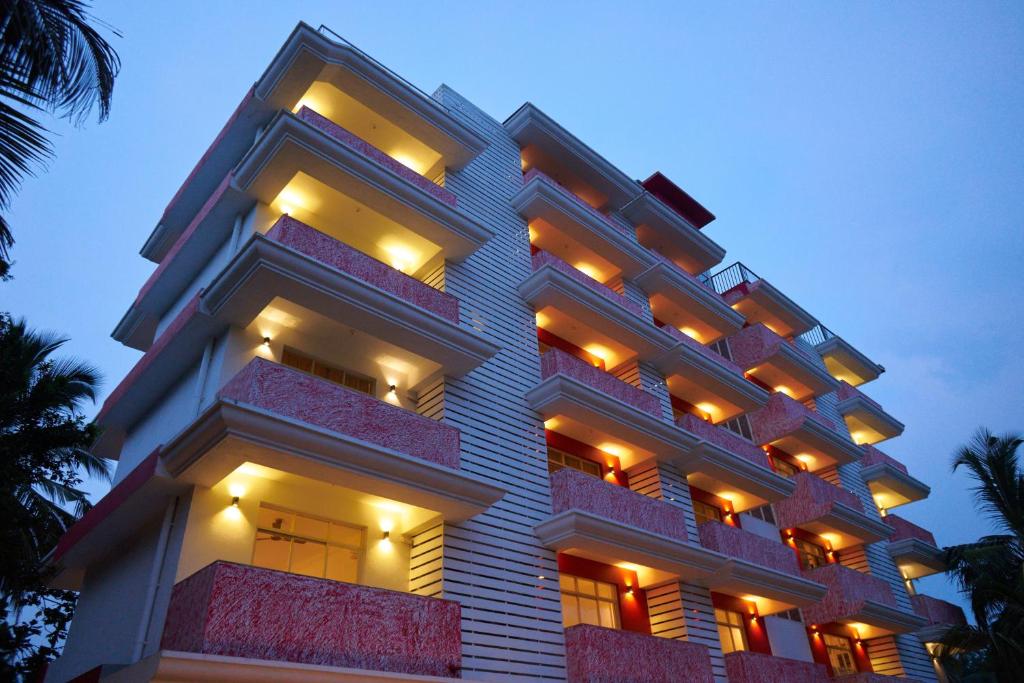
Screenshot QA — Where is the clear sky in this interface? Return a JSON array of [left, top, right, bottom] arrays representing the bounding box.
[[4, 1, 1023, 612]]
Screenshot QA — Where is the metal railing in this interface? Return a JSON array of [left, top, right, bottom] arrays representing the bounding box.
[[797, 323, 837, 348], [699, 261, 760, 295]]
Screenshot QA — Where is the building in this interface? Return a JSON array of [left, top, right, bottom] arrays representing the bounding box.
[[45, 22, 966, 683]]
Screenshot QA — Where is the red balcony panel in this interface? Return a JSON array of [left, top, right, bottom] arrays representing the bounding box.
[[730, 322, 819, 365], [801, 564, 896, 626], [266, 215, 459, 323], [218, 358, 460, 469], [884, 515, 937, 546], [661, 324, 743, 375], [161, 561, 460, 677], [541, 348, 662, 417], [676, 413, 771, 469], [724, 651, 829, 683], [532, 250, 644, 318], [297, 106, 457, 208], [564, 624, 714, 683], [860, 445, 908, 474], [524, 168, 629, 235], [775, 472, 863, 530], [550, 467, 687, 541], [751, 392, 835, 443], [837, 674, 922, 683], [911, 594, 967, 628], [698, 521, 801, 576], [837, 380, 883, 410]]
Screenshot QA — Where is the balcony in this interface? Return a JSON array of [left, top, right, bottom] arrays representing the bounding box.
[[527, 349, 697, 469], [563, 624, 714, 683], [623, 189, 726, 277], [523, 251, 676, 368], [860, 445, 929, 511], [675, 413, 795, 512], [802, 325, 884, 387], [705, 263, 817, 338], [637, 258, 743, 345], [885, 514, 945, 579], [750, 393, 863, 473], [835, 382, 904, 445], [698, 521, 826, 613], [724, 651, 829, 683], [160, 561, 461, 678], [656, 325, 769, 424], [802, 563, 925, 638], [774, 473, 892, 550], [160, 358, 503, 521], [912, 594, 967, 643], [729, 324, 838, 401], [512, 169, 653, 279], [536, 468, 723, 587]]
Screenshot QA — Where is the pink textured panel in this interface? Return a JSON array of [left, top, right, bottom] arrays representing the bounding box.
[[97, 293, 202, 423], [531, 250, 644, 317], [801, 563, 896, 626], [218, 358, 460, 469], [297, 107, 457, 208], [266, 215, 459, 323], [911, 594, 967, 627], [860, 445, 908, 474], [775, 472, 864, 531], [564, 624, 714, 683], [161, 561, 461, 677], [549, 468, 687, 541], [884, 515, 937, 546], [839, 674, 921, 683], [724, 651, 829, 683], [676, 413, 771, 469], [837, 380, 883, 409], [661, 324, 743, 374], [750, 392, 834, 445], [540, 348, 661, 417], [728, 322, 816, 370], [698, 521, 801, 575], [523, 168, 629, 235]]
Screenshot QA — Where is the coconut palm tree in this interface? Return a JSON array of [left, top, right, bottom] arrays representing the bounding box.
[[935, 429, 1024, 681], [0, 0, 120, 278]]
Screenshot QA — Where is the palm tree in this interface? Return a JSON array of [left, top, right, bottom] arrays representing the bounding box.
[[935, 429, 1024, 681], [0, 0, 120, 277]]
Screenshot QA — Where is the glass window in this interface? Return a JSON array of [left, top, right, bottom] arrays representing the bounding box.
[[281, 347, 376, 396], [547, 448, 601, 478], [559, 574, 620, 629], [770, 455, 800, 478], [745, 504, 777, 525], [715, 608, 748, 655], [795, 538, 828, 570], [722, 414, 753, 440], [251, 504, 364, 583], [824, 634, 857, 675], [693, 499, 723, 526]]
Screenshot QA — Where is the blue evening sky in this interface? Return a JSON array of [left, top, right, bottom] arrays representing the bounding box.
[[5, 2, 1023, 611]]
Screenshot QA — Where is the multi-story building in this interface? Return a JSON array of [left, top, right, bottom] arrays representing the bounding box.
[[46, 23, 966, 683]]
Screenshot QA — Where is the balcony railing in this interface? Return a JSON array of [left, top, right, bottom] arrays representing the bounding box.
[[798, 323, 838, 348], [532, 250, 644, 317], [751, 392, 835, 443], [523, 168, 629, 235], [541, 348, 662, 417], [675, 413, 771, 469], [774, 472, 864, 531], [219, 358, 461, 469], [860, 445, 908, 474], [698, 521, 801, 575], [549, 467, 687, 541], [730, 323, 818, 370], [884, 515, 937, 546], [564, 624, 714, 683], [911, 594, 967, 628], [701, 261, 760, 295], [801, 563, 896, 625], [267, 215, 460, 323], [661, 324, 743, 375], [297, 106, 457, 207], [724, 651, 828, 683], [161, 561, 461, 677]]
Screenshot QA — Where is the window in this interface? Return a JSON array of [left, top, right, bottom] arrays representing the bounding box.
[[548, 448, 601, 478], [775, 608, 803, 622], [745, 504, 776, 525], [710, 338, 733, 361], [770, 455, 800, 478], [693, 499, 723, 526], [824, 634, 857, 676], [715, 608, 748, 655], [794, 538, 828, 570], [281, 347, 375, 395], [722, 414, 753, 440], [251, 505, 364, 583], [560, 575, 619, 629]]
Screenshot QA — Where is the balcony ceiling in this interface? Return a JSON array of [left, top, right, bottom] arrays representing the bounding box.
[[726, 281, 817, 339], [816, 336, 884, 387]]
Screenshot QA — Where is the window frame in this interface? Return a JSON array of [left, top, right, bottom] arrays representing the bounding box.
[[251, 503, 366, 583], [823, 633, 858, 676], [715, 607, 749, 655], [559, 574, 621, 630], [794, 537, 828, 570], [280, 346, 377, 396], [547, 447, 602, 478], [693, 499, 723, 526]]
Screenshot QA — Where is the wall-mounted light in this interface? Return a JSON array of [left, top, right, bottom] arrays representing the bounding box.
[[262, 336, 271, 347], [388, 384, 397, 393], [231, 496, 240, 507], [382, 529, 391, 540], [625, 586, 635, 596]]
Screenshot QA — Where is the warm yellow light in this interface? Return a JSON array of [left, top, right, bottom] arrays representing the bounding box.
[[274, 188, 305, 216], [388, 151, 418, 171], [582, 344, 612, 365], [695, 402, 721, 421], [819, 532, 841, 548], [380, 519, 394, 534], [763, 323, 780, 335], [527, 225, 538, 243], [851, 430, 870, 445], [794, 454, 814, 466], [574, 262, 600, 280], [227, 483, 246, 498], [596, 442, 630, 459], [379, 240, 420, 273], [535, 311, 550, 328], [717, 492, 736, 503], [678, 327, 703, 342], [543, 418, 560, 430], [614, 562, 643, 572], [774, 385, 794, 397]]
